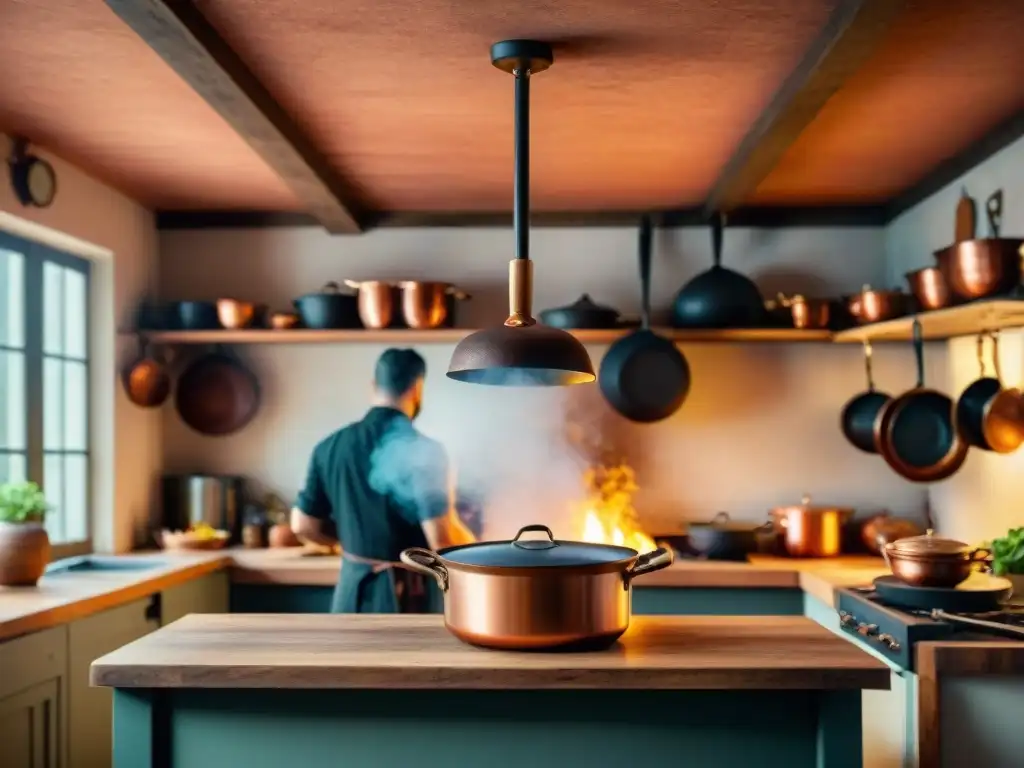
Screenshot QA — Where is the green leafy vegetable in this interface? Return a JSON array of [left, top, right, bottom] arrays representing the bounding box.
[[0, 481, 50, 524], [990, 527, 1024, 576]]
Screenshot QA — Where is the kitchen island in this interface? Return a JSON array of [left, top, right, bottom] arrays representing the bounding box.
[[92, 613, 889, 768]]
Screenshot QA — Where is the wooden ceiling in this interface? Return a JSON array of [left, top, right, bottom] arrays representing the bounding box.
[[0, 0, 1022, 228]]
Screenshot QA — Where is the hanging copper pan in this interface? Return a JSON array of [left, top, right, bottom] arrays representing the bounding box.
[[122, 337, 170, 408], [175, 349, 260, 436], [875, 319, 967, 483]]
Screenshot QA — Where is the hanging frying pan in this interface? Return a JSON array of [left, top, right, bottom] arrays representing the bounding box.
[[876, 319, 967, 483], [121, 336, 171, 408], [954, 330, 1024, 454], [840, 340, 891, 453], [599, 217, 691, 423], [175, 348, 260, 436]]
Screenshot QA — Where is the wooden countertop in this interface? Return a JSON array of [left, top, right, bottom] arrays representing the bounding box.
[[90, 613, 891, 691], [0, 548, 890, 642]]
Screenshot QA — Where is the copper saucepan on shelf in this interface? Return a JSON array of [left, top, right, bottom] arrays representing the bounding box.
[[345, 280, 470, 329], [400, 524, 673, 651], [882, 530, 991, 588], [770, 495, 853, 558], [847, 285, 908, 325]]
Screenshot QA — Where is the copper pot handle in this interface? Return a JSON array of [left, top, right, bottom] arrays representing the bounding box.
[[399, 548, 449, 592], [626, 547, 674, 584]]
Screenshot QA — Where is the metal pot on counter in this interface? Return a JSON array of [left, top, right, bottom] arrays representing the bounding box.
[[770, 495, 853, 558], [882, 529, 991, 588], [400, 524, 673, 650], [686, 512, 774, 561]]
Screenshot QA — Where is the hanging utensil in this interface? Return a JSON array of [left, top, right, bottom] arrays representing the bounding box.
[[954, 187, 976, 243], [599, 216, 691, 423], [875, 319, 967, 483], [175, 348, 260, 436], [447, 41, 594, 386], [839, 341, 892, 454], [670, 213, 766, 329], [122, 337, 171, 408]]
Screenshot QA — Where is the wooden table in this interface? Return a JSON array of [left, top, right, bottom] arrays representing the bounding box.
[[93, 613, 888, 768]]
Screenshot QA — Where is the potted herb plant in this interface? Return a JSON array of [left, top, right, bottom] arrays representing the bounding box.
[[0, 481, 51, 586], [990, 527, 1024, 596]]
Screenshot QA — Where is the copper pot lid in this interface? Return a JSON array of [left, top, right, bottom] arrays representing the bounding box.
[[439, 524, 635, 568], [885, 529, 971, 557], [770, 494, 854, 516]]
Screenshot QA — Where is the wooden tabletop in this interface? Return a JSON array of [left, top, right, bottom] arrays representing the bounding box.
[[90, 613, 890, 691]]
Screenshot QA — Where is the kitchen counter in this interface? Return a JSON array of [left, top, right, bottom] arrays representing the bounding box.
[[93, 614, 887, 768], [91, 613, 891, 690], [0, 547, 889, 640]]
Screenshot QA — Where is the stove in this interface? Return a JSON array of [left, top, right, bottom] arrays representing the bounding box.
[[835, 586, 1024, 671]]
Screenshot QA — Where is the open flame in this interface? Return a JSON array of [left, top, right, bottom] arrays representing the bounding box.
[[576, 464, 656, 553]]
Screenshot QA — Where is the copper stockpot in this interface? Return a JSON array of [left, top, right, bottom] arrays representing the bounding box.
[[770, 495, 853, 558], [882, 530, 991, 588], [398, 281, 470, 329], [848, 285, 907, 325], [934, 240, 1023, 301], [400, 524, 673, 650], [345, 280, 395, 329], [904, 266, 953, 311]]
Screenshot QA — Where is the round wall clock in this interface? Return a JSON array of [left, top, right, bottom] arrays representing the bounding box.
[[9, 138, 57, 208]]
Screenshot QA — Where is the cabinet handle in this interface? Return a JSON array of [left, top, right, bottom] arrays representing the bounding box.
[[856, 622, 879, 637], [876, 633, 901, 651], [145, 593, 162, 625], [838, 611, 856, 628]]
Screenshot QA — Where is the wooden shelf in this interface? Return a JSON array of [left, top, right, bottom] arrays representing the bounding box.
[[832, 299, 1024, 343], [128, 327, 833, 345]]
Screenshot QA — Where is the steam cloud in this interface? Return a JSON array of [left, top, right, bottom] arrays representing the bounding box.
[[367, 418, 450, 519]]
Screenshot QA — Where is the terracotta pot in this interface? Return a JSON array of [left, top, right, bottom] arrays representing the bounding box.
[[0, 521, 51, 586], [400, 524, 673, 650], [268, 523, 301, 548]]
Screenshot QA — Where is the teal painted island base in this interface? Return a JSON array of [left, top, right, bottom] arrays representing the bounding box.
[[92, 614, 890, 768], [115, 688, 861, 768]]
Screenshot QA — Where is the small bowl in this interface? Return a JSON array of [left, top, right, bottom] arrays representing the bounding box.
[[269, 311, 301, 330], [217, 299, 257, 329], [160, 528, 230, 551]]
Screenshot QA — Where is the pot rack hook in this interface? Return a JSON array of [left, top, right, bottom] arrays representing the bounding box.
[[861, 339, 876, 390], [976, 331, 987, 377], [989, 328, 1003, 383]]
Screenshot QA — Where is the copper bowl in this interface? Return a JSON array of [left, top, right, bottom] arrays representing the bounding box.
[[882, 530, 991, 588], [934, 240, 1024, 301], [216, 299, 258, 329], [848, 286, 907, 325], [789, 295, 830, 330], [905, 266, 953, 311], [269, 311, 300, 330], [345, 280, 395, 329]]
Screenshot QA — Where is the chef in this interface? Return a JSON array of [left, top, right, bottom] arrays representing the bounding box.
[[290, 348, 476, 613]]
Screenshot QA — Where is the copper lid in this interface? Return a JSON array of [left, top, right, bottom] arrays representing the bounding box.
[[885, 529, 970, 557]]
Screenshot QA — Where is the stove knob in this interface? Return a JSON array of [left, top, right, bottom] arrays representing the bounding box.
[[838, 611, 856, 628], [856, 622, 879, 637], [877, 633, 901, 651]]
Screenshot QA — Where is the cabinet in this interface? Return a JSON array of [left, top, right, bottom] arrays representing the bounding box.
[[68, 598, 159, 768], [162, 572, 230, 624], [0, 625, 68, 768]]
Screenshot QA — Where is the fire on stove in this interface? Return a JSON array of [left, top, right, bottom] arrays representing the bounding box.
[[575, 464, 656, 553]]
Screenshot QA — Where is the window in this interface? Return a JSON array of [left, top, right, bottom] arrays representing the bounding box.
[[0, 232, 91, 548]]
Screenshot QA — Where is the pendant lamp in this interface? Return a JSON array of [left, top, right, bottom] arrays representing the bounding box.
[[447, 40, 596, 387]]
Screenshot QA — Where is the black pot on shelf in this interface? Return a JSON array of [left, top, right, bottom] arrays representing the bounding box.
[[686, 513, 774, 561], [539, 294, 622, 329], [175, 301, 221, 330], [293, 282, 362, 329]]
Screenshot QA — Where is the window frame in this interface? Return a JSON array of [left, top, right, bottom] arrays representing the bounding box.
[[0, 231, 92, 558]]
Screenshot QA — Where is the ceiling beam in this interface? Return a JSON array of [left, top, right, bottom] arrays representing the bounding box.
[[104, 0, 364, 234], [703, 0, 906, 216]]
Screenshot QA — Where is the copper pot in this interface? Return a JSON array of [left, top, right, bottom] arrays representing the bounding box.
[[770, 495, 853, 558], [400, 524, 673, 650], [883, 529, 990, 588], [789, 295, 830, 330], [216, 299, 259, 329], [344, 280, 396, 329], [904, 266, 953, 311], [269, 311, 300, 330], [848, 285, 907, 325], [860, 513, 924, 555], [934, 241, 1023, 301], [398, 281, 470, 329]]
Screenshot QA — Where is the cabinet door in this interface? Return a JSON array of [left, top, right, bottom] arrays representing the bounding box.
[[0, 678, 61, 768], [161, 572, 229, 624], [68, 598, 158, 768]]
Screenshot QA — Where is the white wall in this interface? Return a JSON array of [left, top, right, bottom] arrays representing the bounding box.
[[159, 224, 931, 538], [886, 135, 1024, 544], [0, 134, 160, 553]]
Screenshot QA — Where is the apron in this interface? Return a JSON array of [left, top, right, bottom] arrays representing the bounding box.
[[333, 550, 439, 614]]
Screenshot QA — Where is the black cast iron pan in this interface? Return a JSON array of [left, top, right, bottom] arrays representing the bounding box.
[[175, 348, 260, 436], [840, 340, 892, 453], [599, 217, 691, 423], [876, 319, 967, 482], [873, 574, 1012, 613]]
